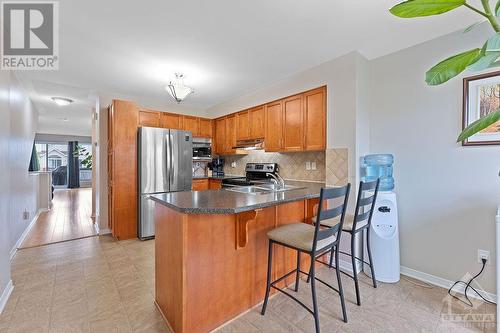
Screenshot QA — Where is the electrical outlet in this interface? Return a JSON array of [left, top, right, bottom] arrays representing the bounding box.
[[22, 210, 29, 220], [231, 162, 236, 168], [305, 162, 311, 170], [478, 249, 490, 264], [311, 162, 317, 170]]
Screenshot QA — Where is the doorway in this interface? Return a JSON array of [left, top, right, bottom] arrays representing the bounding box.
[[20, 138, 98, 248]]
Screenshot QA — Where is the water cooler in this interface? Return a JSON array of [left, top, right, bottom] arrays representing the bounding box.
[[362, 154, 400, 283]]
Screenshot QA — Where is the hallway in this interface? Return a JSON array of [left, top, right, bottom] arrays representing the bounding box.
[[20, 188, 97, 249]]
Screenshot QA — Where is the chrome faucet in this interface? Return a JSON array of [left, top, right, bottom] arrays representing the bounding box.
[[266, 173, 285, 189]]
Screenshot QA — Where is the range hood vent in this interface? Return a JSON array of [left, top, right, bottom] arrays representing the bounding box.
[[232, 138, 264, 150]]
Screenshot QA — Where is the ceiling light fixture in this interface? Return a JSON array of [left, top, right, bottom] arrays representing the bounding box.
[[165, 73, 194, 103], [51, 97, 74, 106]]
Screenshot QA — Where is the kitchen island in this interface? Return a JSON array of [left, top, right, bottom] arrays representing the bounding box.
[[150, 181, 325, 333]]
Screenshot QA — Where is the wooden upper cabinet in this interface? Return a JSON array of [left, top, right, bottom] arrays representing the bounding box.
[[265, 101, 283, 152], [249, 106, 265, 139], [215, 117, 226, 154], [282, 94, 304, 151], [199, 118, 213, 138], [183, 115, 200, 136], [139, 110, 160, 127], [160, 112, 182, 129], [303, 87, 326, 151], [225, 114, 237, 154], [236, 111, 250, 140]]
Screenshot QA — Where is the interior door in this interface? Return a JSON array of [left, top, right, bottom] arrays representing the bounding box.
[[169, 130, 193, 191]]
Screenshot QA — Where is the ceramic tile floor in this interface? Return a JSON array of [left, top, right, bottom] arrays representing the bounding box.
[[0, 236, 496, 333]]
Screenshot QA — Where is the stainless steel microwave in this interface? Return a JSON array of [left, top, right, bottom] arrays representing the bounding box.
[[193, 138, 212, 160]]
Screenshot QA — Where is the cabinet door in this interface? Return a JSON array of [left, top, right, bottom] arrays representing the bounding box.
[[209, 179, 222, 190], [283, 94, 303, 151], [199, 118, 213, 138], [139, 110, 160, 127], [183, 116, 200, 136], [265, 101, 283, 152], [225, 115, 236, 154], [215, 118, 226, 154], [160, 112, 182, 129], [236, 111, 250, 140], [303, 87, 326, 151], [192, 179, 209, 191], [249, 106, 265, 139]]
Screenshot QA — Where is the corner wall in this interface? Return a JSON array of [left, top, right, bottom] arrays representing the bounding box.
[[369, 24, 500, 293]]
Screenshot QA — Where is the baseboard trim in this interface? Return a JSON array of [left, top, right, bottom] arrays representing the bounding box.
[[0, 280, 13, 315], [99, 228, 111, 235], [10, 208, 45, 261], [400, 266, 497, 304]]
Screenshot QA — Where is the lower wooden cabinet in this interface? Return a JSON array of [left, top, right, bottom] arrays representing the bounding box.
[[192, 179, 209, 191], [192, 178, 222, 191], [209, 179, 222, 189]]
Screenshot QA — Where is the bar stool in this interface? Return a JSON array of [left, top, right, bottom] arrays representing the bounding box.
[[318, 179, 380, 306], [261, 184, 351, 333]]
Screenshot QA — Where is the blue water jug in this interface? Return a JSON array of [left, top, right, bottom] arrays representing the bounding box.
[[362, 154, 394, 191]]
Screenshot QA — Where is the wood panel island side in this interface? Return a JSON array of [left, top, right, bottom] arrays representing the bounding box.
[[150, 182, 325, 333]]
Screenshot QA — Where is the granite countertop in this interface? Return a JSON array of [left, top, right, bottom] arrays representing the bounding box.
[[150, 181, 327, 214]]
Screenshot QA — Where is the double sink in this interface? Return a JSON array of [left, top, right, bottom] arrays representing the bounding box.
[[225, 183, 305, 195]]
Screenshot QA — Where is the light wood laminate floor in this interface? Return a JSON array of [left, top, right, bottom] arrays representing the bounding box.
[[20, 188, 97, 249], [0, 236, 495, 333]]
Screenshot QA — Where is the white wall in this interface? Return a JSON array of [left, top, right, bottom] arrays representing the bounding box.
[[8, 73, 39, 251], [0, 71, 12, 306], [369, 24, 500, 293]]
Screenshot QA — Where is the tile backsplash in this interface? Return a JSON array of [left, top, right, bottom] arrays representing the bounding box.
[[325, 148, 348, 186], [223, 151, 325, 182]]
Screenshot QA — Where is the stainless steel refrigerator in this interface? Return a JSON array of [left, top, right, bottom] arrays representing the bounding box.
[[138, 127, 192, 240]]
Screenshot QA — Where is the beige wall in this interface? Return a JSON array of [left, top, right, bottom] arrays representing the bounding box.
[[0, 71, 11, 303], [369, 23, 499, 293], [206, 52, 365, 189], [8, 73, 39, 250]]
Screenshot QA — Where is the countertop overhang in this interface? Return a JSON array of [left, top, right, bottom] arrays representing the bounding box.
[[150, 181, 327, 214]]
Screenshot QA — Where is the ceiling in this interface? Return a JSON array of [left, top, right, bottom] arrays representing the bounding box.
[[19, 0, 481, 135]]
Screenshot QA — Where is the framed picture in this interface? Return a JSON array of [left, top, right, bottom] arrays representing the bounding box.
[[462, 71, 500, 146]]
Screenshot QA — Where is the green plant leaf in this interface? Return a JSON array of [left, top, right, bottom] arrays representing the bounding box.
[[496, 0, 500, 16], [390, 0, 465, 18], [468, 51, 500, 70], [486, 32, 500, 52], [426, 48, 482, 85], [457, 109, 500, 142], [463, 20, 483, 33]]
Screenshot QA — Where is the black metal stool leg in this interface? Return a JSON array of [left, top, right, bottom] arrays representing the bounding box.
[[295, 250, 301, 292], [309, 254, 320, 333], [261, 241, 274, 315], [351, 232, 361, 306], [366, 228, 377, 288], [335, 246, 348, 323], [306, 259, 312, 283], [328, 245, 334, 268]]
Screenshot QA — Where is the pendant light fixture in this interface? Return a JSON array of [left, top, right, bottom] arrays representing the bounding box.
[[165, 73, 194, 103]]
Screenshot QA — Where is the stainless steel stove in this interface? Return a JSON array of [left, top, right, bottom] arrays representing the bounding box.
[[222, 163, 279, 187]]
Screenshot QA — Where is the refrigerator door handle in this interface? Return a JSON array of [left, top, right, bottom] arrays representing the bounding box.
[[169, 133, 174, 186]]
